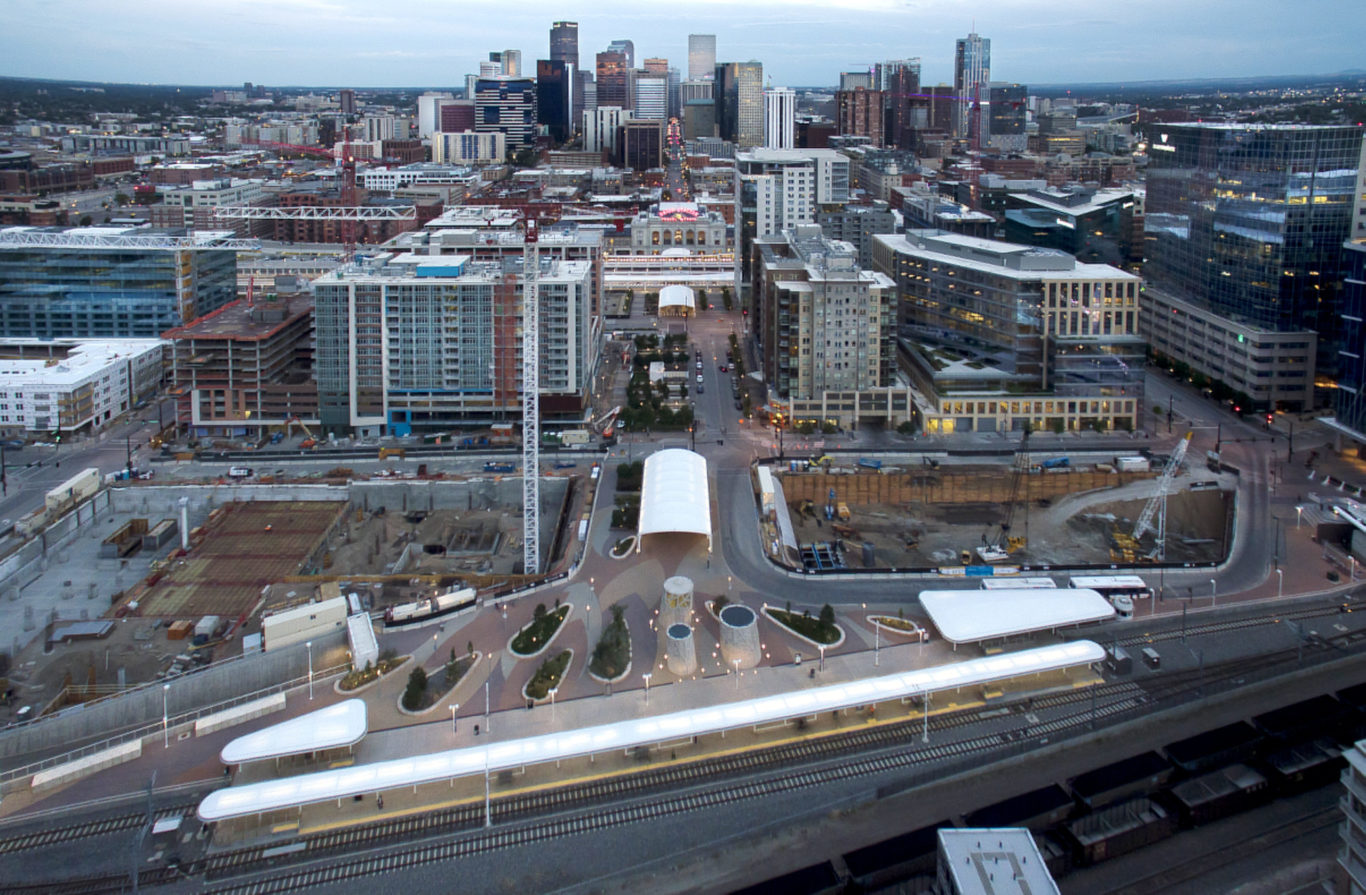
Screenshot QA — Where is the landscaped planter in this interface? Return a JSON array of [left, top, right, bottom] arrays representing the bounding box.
[[762, 605, 845, 649], [523, 649, 574, 702], [508, 603, 573, 658]]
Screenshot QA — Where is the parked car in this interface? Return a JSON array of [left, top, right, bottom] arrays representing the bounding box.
[[227, 466, 253, 478]]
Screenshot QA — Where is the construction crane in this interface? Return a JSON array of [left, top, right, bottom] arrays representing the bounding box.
[[522, 218, 540, 576], [1132, 432, 1193, 559], [979, 428, 1029, 561]]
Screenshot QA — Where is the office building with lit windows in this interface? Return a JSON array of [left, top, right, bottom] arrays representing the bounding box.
[[873, 230, 1144, 433], [715, 62, 764, 148], [1143, 123, 1364, 410]]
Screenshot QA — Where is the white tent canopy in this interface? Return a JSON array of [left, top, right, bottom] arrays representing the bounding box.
[[220, 699, 368, 765], [658, 284, 696, 315], [637, 448, 711, 552], [919, 588, 1115, 645]]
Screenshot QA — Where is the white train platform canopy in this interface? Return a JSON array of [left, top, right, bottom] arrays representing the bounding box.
[[220, 698, 368, 765], [637, 448, 711, 551], [920, 588, 1115, 645], [197, 641, 1105, 822]]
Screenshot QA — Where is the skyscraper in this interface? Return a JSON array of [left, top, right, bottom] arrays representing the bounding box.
[[596, 51, 631, 110], [474, 76, 537, 153], [763, 88, 796, 150], [549, 21, 578, 68], [688, 34, 716, 80], [550, 21, 580, 121], [836, 87, 884, 147], [953, 32, 990, 141], [877, 59, 921, 150], [537, 59, 570, 142], [606, 39, 634, 69], [715, 61, 763, 148], [633, 71, 668, 120], [986, 83, 1027, 151]]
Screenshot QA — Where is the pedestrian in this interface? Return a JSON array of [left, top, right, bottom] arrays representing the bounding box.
[[376, 794, 383, 810]]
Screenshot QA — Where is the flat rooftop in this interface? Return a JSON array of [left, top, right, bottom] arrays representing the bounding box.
[[161, 295, 313, 342], [938, 828, 1060, 895]]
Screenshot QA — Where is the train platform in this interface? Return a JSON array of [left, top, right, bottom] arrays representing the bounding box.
[[205, 636, 1104, 846]]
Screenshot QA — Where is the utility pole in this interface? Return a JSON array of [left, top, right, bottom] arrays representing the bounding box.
[[126, 434, 133, 478]]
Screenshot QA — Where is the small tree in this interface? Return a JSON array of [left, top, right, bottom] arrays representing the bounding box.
[[401, 666, 428, 710], [819, 604, 836, 631], [467, 640, 474, 658], [534, 602, 548, 620]]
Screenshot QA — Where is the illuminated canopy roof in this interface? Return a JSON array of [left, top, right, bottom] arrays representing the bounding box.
[[220, 699, 368, 765], [920, 588, 1115, 645], [198, 641, 1105, 822], [658, 284, 696, 311]]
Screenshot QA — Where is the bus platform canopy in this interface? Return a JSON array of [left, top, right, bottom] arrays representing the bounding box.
[[220, 699, 368, 765], [637, 448, 711, 552], [920, 588, 1115, 645]]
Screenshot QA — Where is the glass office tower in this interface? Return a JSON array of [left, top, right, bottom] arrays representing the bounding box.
[[1144, 124, 1362, 357]]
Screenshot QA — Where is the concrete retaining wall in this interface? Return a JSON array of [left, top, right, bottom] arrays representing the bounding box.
[[30, 739, 142, 791], [194, 693, 287, 737]]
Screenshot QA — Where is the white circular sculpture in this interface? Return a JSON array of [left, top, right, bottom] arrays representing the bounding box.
[[718, 604, 761, 670], [665, 622, 697, 676], [662, 575, 694, 630]]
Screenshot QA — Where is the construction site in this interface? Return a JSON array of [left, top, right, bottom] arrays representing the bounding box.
[[768, 442, 1232, 571]]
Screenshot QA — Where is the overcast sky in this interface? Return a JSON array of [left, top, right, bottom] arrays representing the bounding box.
[[6, 0, 1362, 89]]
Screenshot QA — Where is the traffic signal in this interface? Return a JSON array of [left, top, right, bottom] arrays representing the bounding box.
[[1265, 412, 1274, 428], [51, 429, 60, 443]]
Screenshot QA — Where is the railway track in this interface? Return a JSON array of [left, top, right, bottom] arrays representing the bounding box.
[[9, 630, 1356, 894], [0, 801, 199, 856], [1113, 604, 1341, 649]]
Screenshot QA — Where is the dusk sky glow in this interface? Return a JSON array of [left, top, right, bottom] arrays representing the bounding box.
[[6, 0, 1363, 88]]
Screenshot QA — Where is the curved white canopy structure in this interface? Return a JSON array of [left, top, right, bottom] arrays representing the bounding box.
[[658, 284, 696, 315], [637, 449, 711, 552], [220, 699, 368, 765], [198, 640, 1105, 822], [920, 588, 1115, 645]]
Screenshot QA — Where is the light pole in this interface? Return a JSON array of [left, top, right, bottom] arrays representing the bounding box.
[[451, 703, 458, 733], [732, 658, 741, 690], [485, 654, 493, 735], [818, 644, 825, 673], [549, 687, 557, 723], [161, 683, 170, 749], [1276, 568, 1283, 598], [1296, 505, 1304, 529], [921, 689, 930, 743], [1210, 578, 1217, 607], [306, 640, 314, 700], [643, 672, 652, 704]]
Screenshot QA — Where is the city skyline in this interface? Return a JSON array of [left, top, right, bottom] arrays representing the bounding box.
[[4, 0, 1363, 89]]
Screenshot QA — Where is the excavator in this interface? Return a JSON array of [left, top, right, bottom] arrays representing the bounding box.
[[977, 428, 1030, 562], [285, 416, 318, 449]]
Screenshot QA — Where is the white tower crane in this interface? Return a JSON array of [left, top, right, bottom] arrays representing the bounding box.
[[1132, 431, 1192, 560], [522, 220, 541, 576]]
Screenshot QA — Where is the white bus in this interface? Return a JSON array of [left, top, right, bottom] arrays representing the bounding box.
[[1069, 575, 1153, 602], [981, 577, 1057, 590]]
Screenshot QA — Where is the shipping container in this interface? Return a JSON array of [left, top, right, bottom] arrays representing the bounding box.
[[45, 468, 102, 514], [1114, 456, 1150, 473]]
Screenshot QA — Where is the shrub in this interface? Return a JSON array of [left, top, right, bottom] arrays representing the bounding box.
[[401, 666, 428, 710]]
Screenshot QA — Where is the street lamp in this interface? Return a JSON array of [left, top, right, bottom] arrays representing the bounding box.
[[732, 657, 740, 690], [306, 640, 313, 700], [818, 644, 825, 673], [1296, 505, 1304, 529], [549, 687, 558, 723], [1276, 568, 1283, 598], [161, 683, 170, 749], [1210, 578, 1217, 607], [485, 654, 494, 735], [451, 703, 458, 733], [921, 688, 930, 743], [642, 672, 652, 705]]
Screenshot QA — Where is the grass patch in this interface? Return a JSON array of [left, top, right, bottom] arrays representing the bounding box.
[[526, 650, 572, 699], [589, 606, 630, 680], [768, 607, 840, 645], [511, 604, 569, 656]]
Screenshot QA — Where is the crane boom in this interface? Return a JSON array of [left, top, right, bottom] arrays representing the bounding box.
[[1132, 432, 1192, 543], [522, 220, 540, 576]]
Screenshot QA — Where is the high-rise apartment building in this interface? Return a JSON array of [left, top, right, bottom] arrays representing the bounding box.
[[954, 32, 990, 140], [837, 87, 885, 147], [338, 89, 356, 115], [839, 71, 872, 91], [596, 51, 632, 110], [877, 59, 921, 150], [763, 88, 796, 150], [416, 91, 454, 137], [474, 76, 537, 153], [313, 253, 595, 434], [688, 35, 716, 80], [715, 61, 763, 148], [537, 59, 571, 142], [0, 227, 239, 339], [751, 224, 904, 428], [1143, 123, 1364, 409], [734, 148, 851, 301], [874, 230, 1144, 433]]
